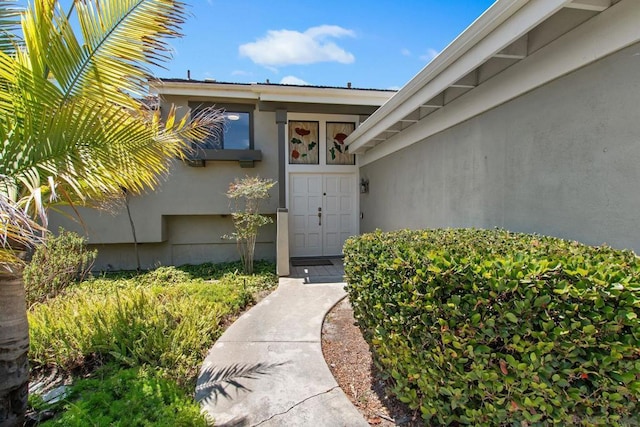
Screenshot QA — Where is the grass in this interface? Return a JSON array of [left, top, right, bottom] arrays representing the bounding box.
[[38, 366, 209, 427], [28, 261, 278, 425]]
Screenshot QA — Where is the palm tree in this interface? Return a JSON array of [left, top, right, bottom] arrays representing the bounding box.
[[0, 1, 221, 424]]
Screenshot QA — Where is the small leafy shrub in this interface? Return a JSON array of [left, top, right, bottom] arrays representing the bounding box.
[[344, 229, 640, 426], [40, 366, 208, 426], [224, 176, 275, 274], [137, 265, 192, 285], [23, 228, 96, 305], [179, 259, 276, 280]]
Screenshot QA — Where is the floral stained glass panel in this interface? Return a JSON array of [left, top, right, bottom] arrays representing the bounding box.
[[326, 122, 355, 165], [289, 121, 319, 164]]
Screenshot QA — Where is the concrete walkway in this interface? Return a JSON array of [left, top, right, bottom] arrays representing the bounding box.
[[196, 261, 368, 426]]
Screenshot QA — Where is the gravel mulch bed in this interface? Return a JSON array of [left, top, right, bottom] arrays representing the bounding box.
[[322, 298, 422, 426]]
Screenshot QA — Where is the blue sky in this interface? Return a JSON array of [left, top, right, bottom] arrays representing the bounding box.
[[156, 0, 496, 89]]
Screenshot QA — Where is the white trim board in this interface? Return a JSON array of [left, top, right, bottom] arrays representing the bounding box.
[[153, 82, 393, 107], [347, 0, 563, 153], [359, 0, 639, 166]]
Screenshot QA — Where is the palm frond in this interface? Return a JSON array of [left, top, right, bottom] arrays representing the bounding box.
[[2, 79, 223, 214], [20, 0, 56, 80], [0, 0, 22, 55], [0, 0, 223, 262], [155, 105, 226, 157], [0, 191, 43, 269], [33, 0, 189, 106]]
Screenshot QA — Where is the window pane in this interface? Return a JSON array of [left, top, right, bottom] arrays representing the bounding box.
[[289, 121, 319, 164], [326, 122, 355, 165], [201, 127, 222, 149], [223, 112, 250, 149], [195, 110, 250, 150]]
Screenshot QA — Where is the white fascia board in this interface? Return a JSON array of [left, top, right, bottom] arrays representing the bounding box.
[[151, 81, 393, 106], [254, 84, 392, 98], [348, 0, 569, 153], [257, 92, 392, 106], [359, 0, 639, 166], [255, 84, 394, 106], [565, 0, 611, 12], [152, 82, 259, 100]]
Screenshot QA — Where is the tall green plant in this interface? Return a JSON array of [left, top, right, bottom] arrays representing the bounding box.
[[0, 1, 222, 423], [23, 228, 96, 306], [225, 176, 275, 274]]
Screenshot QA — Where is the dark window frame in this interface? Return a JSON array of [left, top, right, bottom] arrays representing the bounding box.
[[189, 102, 255, 150], [185, 102, 261, 167]]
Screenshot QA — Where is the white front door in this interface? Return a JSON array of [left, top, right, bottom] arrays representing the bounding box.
[[289, 173, 356, 257]]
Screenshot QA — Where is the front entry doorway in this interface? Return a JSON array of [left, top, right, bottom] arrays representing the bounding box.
[[289, 173, 356, 257]]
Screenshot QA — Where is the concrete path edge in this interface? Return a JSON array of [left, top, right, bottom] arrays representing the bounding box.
[[196, 277, 368, 427]]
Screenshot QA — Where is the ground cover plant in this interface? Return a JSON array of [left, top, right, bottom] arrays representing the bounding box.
[[344, 229, 640, 426], [27, 261, 278, 425]]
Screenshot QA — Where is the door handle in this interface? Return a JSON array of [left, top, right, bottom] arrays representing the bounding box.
[[318, 207, 322, 226]]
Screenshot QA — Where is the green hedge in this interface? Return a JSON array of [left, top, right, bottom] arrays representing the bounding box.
[[344, 229, 640, 425]]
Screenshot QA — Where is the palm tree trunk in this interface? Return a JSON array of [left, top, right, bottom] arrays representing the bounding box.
[[0, 267, 29, 427]]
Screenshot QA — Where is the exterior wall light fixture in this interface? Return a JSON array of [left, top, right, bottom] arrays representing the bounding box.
[[360, 178, 369, 194]]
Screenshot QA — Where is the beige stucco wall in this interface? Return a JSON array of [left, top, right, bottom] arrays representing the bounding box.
[[88, 217, 276, 271], [49, 96, 279, 269], [359, 43, 640, 253]]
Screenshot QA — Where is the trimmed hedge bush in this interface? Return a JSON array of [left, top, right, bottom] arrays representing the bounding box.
[[344, 229, 640, 425]]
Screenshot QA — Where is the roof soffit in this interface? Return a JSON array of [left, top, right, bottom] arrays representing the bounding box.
[[347, 0, 623, 155]]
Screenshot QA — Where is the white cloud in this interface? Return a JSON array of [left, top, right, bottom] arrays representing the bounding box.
[[401, 48, 411, 57], [280, 76, 309, 86], [420, 48, 439, 62], [239, 25, 355, 67], [305, 25, 354, 40]]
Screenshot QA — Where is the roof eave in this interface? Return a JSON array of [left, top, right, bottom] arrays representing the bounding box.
[[150, 80, 395, 106], [346, 0, 570, 152]]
